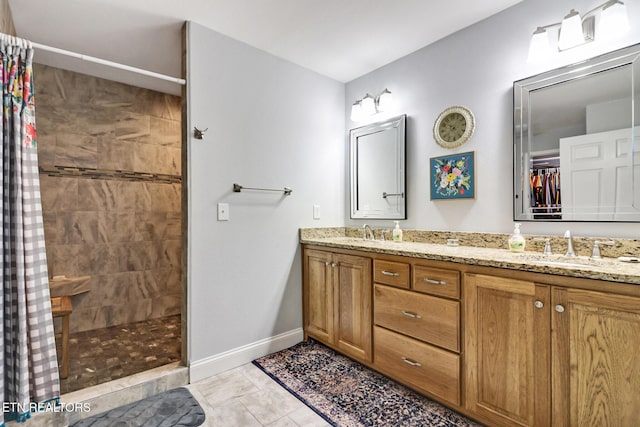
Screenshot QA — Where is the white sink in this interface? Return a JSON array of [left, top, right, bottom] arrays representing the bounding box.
[[514, 253, 615, 269]]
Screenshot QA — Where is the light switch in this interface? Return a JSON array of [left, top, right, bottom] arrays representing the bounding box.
[[217, 203, 229, 221], [313, 204, 321, 220]]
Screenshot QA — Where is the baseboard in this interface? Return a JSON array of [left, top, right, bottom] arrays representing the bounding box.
[[188, 328, 303, 383]]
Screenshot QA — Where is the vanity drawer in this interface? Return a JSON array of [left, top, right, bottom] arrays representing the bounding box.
[[374, 260, 410, 289], [413, 265, 460, 299], [374, 326, 460, 406], [374, 284, 459, 352]]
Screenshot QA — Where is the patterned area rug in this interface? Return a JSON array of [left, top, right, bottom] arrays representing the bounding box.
[[253, 340, 481, 427], [71, 387, 205, 427]]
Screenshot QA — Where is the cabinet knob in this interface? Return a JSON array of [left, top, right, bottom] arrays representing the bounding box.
[[325, 261, 330, 266], [534, 300, 544, 309], [555, 305, 565, 313], [331, 262, 337, 268]]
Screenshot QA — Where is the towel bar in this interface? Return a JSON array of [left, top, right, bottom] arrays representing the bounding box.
[[233, 183, 292, 195]]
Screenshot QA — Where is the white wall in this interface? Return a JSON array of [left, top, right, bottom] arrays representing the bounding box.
[[345, 0, 640, 238], [186, 22, 345, 378], [587, 98, 632, 133]]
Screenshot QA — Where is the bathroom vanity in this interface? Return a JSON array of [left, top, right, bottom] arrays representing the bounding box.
[[301, 229, 640, 427]]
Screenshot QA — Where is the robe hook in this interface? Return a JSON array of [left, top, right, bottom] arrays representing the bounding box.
[[193, 127, 208, 140]]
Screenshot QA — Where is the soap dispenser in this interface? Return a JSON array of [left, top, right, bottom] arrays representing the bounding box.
[[392, 221, 403, 242], [509, 223, 526, 252]]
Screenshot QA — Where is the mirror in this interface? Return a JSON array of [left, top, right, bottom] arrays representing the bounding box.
[[350, 114, 406, 219], [514, 44, 640, 221]]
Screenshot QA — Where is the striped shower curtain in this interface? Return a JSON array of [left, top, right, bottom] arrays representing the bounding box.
[[1, 35, 60, 424]]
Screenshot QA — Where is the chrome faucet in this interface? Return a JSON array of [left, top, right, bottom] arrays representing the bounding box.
[[563, 229, 576, 257], [591, 240, 615, 259], [362, 224, 375, 241], [533, 237, 553, 255]]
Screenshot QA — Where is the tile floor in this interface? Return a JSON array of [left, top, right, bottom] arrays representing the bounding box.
[[58, 314, 181, 393], [188, 363, 331, 427]]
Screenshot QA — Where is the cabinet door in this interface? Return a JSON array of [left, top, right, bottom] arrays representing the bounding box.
[[333, 253, 372, 363], [303, 249, 334, 344], [552, 288, 640, 427], [464, 274, 550, 427]]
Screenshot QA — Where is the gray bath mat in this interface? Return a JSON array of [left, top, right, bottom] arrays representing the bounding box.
[[71, 387, 205, 427]]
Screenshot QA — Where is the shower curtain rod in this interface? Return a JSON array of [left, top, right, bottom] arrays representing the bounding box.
[[30, 42, 186, 85]]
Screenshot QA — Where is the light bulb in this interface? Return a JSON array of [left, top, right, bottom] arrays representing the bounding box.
[[599, 1, 630, 39], [527, 27, 553, 62], [350, 101, 363, 122], [361, 94, 376, 116], [558, 9, 585, 50], [376, 89, 392, 112]]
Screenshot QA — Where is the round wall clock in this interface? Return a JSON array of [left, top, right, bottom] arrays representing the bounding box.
[[433, 106, 475, 149]]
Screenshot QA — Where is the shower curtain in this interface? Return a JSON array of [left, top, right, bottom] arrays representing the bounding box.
[[0, 34, 60, 424]]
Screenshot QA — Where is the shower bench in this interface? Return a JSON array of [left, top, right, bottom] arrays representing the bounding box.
[[49, 275, 91, 379]]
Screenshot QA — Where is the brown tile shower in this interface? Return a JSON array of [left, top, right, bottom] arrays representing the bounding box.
[[35, 63, 184, 395]]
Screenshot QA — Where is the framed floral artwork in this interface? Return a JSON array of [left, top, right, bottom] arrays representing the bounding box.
[[430, 151, 475, 200]]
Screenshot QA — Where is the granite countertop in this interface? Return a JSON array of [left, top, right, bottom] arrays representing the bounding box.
[[300, 228, 640, 285]]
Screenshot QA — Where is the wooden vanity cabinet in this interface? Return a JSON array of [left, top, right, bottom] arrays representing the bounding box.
[[465, 273, 640, 427], [303, 248, 372, 363], [303, 243, 640, 426]]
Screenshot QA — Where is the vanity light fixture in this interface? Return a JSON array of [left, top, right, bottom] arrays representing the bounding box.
[[527, 0, 630, 62], [350, 89, 393, 121]]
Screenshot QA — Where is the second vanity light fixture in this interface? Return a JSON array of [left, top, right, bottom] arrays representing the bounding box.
[[351, 88, 392, 121], [527, 0, 630, 62]]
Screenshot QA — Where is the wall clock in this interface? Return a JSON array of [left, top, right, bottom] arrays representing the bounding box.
[[433, 106, 475, 149]]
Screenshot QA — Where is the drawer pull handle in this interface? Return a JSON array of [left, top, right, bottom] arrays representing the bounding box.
[[424, 278, 446, 285], [402, 357, 422, 367], [381, 270, 400, 277], [402, 310, 422, 319]]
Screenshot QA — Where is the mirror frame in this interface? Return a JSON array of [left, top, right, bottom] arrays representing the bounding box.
[[350, 114, 407, 219], [513, 43, 640, 222]]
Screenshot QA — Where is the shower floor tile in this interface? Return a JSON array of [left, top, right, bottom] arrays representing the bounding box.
[[58, 314, 181, 394]]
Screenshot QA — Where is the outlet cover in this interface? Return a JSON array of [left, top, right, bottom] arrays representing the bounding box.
[[218, 203, 229, 221]]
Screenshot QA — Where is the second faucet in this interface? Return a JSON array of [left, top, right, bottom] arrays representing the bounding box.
[[563, 229, 576, 257]]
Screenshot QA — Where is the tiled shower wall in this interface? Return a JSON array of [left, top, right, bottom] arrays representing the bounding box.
[[35, 64, 182, 333]]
